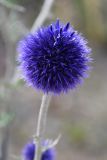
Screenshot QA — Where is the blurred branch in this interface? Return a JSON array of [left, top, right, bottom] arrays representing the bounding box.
[[31, 0, 54, 32], [0, 123, 11, 160], [4, 42, 15, 82], [0, 0, 25, 12]]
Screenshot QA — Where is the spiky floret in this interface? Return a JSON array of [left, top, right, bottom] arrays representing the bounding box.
[[22, 141, 55, 160], [18, 20, 91, 94]]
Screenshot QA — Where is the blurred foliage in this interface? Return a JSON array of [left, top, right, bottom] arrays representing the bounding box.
[[73, 0, 86, 25], [6, 0, 36, 4], [66, 124, 87, 146], [11, 78, 25, 88], [0, 78, 24, 101], [0, 112, 14, 128], [72, 0, 107, 44], [6, 0, 43, 7], [0, 86, 6, 100], [6, 79, 24, 89], [6, 0, 23, 3]]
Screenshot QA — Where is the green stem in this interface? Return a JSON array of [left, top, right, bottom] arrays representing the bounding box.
[[34, 94, 51, 160]]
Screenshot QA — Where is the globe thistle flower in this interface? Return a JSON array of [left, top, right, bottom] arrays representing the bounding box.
[[18, 20, 91, 94], [22, 141, 55, 160], [22, 142, 35, 160]]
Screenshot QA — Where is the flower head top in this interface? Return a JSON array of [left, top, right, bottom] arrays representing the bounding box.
[[18, 20, 91, 94]]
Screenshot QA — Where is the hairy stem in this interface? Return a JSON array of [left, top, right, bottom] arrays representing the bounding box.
[[34, 94, 51, 160]]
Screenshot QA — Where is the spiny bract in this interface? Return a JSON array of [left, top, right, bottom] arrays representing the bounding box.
[[22, 141, 55, 160], [18, 20, 91, 94]]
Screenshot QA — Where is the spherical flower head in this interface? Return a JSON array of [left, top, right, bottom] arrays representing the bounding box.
[[18, 19, 92, 94], [22, 141, 55, 160]]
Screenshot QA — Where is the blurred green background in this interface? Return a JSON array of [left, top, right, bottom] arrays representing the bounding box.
[[0, 0, 107, 160]]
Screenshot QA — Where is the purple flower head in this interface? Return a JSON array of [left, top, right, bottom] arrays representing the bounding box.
[[22, 141, 55, 160], [22, 142, 35, 160], [18, 20, 91, 94]]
